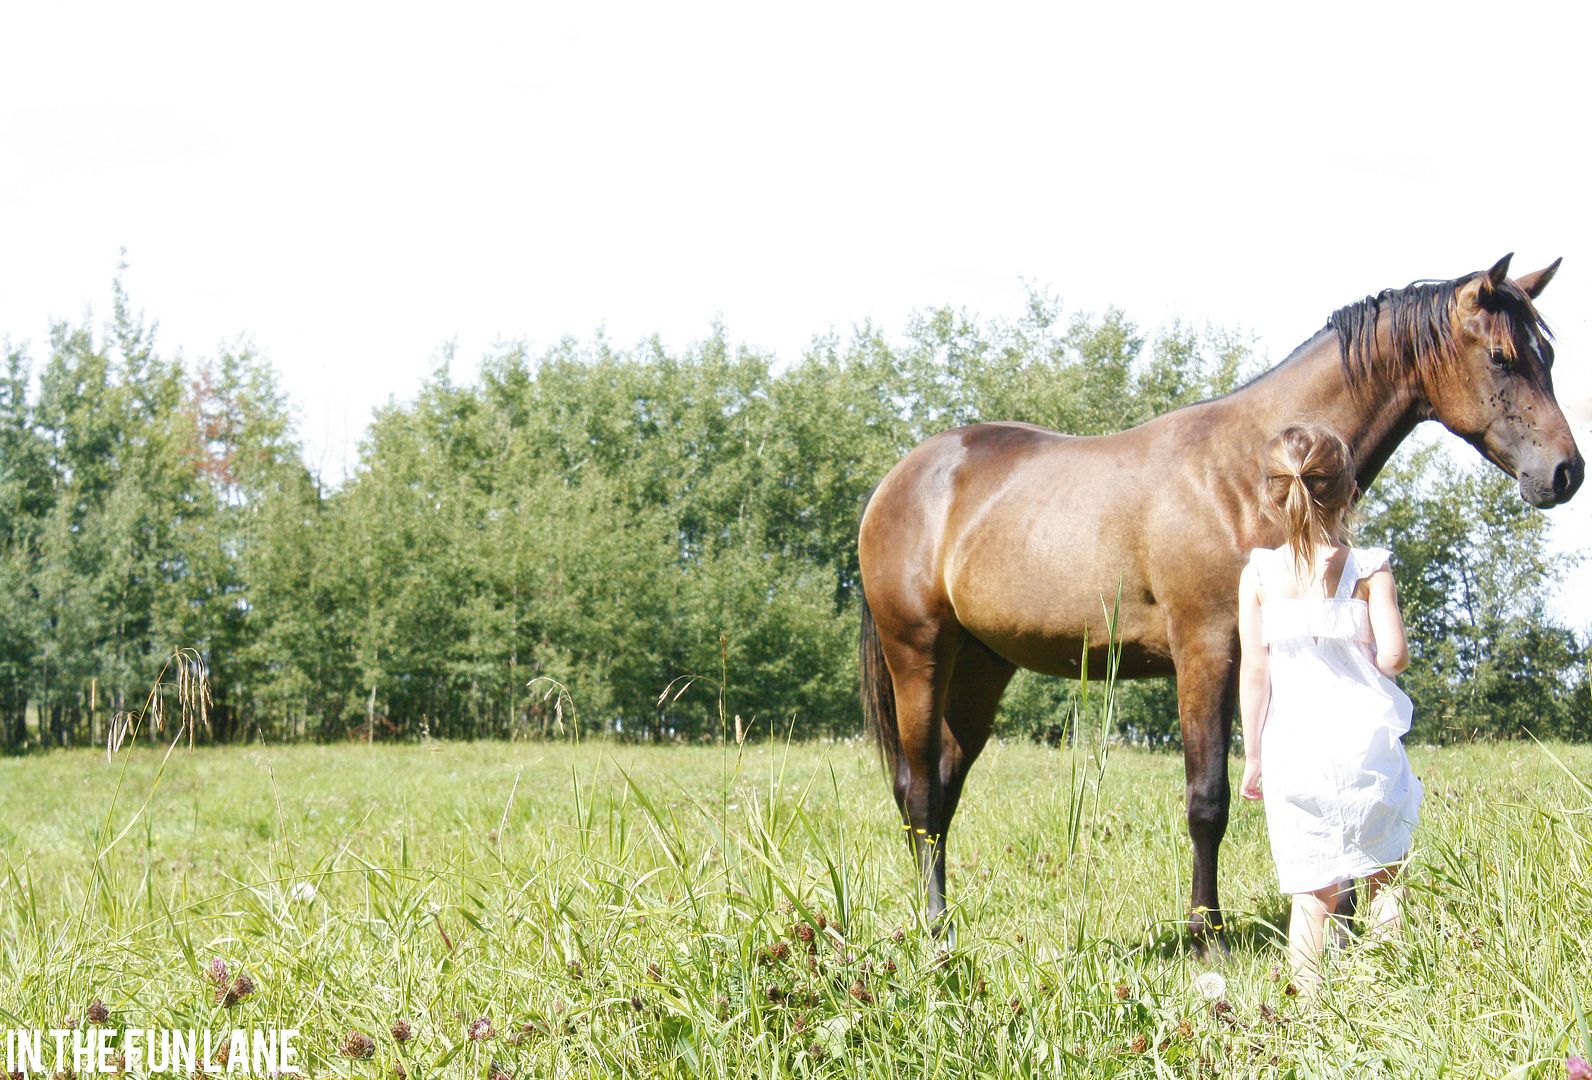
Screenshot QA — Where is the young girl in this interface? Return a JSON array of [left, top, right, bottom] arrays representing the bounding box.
[[1237, 423, 1424, 988]]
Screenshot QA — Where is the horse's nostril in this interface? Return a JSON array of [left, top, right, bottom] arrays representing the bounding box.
[[1553, 459, 1577, 496]]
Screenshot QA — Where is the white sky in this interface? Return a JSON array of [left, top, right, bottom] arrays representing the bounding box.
[[2, 2, 1588, 621]]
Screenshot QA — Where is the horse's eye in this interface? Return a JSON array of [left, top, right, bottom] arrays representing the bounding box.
[[1488, 348, 1513, 371]]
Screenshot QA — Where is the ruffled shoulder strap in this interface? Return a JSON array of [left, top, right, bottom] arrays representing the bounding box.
[[1354, 546, 1392, 577], [1247, 547, 1277, 590], [1343, 545, 1392, 595]]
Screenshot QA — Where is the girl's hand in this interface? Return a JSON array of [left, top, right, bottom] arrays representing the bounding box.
[[1241, 759, 1263, 801]]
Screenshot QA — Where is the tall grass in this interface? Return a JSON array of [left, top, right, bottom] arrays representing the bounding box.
[[0, 690, 1589, 1074]]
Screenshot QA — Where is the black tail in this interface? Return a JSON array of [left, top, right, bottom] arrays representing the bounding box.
[[859, 569, 900, 785]]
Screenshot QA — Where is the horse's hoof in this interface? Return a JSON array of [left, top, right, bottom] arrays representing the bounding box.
[[940, 921, 958, 950], [1189, 907, 1230, 960]]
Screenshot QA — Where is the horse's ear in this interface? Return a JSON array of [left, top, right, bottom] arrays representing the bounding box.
[[1461, 253, 1514, 308], [1514, 257, 1562, 299], [1484, 253, 1513, 290]]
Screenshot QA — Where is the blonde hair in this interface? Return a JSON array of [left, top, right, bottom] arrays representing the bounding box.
[[1260, 424, 1358, 583]]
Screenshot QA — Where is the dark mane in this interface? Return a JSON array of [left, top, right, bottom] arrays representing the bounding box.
[[1326, 273, 1552, 389]]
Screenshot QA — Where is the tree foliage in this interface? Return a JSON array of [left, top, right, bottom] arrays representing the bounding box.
[[0, 282, 1582, 748]]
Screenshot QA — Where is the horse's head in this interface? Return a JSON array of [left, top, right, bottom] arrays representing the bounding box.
[[1418, 255, 1583, 508]]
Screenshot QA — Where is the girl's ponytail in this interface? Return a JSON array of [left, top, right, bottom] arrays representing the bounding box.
[[1261, 425, 1357, 584]]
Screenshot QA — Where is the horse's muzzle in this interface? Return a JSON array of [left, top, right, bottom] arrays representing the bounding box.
[[1520, 449, 1585, 507]]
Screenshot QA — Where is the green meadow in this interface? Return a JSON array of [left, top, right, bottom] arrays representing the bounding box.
[[1, 735, 1588, 1078]]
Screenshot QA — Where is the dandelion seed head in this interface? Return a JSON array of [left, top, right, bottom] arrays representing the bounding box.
[[1192, 971, 1226, 1000]]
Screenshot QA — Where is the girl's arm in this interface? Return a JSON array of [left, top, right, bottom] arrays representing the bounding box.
[[1364, 565, 1409, 677], [1237, 562, 1269, 801]]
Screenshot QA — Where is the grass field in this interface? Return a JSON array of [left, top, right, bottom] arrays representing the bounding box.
[[1, 732, 1590, 1078]]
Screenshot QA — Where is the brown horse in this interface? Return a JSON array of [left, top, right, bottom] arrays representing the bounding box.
[[857, 254, 1581, 947]]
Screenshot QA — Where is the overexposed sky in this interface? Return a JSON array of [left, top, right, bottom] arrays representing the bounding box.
[[2, 2, 1588, 616]]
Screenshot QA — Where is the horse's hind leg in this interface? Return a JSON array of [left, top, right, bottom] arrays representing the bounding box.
[[940, 638, 1015, 838], [932, 639, 1015, 943], [881, 631, 960, 932], [887, 635, 1014, 939]]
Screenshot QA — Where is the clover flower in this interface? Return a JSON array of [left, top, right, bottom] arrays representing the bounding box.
[[339, 1031, 375, 1059]]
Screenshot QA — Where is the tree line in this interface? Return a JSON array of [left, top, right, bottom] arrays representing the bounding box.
[[0, 280, 1585, 750]]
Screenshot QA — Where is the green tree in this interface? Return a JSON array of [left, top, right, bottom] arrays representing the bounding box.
[[0, 343, 53, 748], [1358, 444, 1589, 741]]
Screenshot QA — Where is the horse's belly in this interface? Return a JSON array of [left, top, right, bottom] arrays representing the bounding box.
[[947, 551, 1172, 678], [975, 630, 1175, 680]]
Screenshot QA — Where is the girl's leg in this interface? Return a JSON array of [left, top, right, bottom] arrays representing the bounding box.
[[1365, 857, 1408, 940], [1288, 882, 1345, 988]]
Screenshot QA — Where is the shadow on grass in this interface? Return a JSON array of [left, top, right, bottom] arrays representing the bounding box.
[[1140, 900, 1292, 961]]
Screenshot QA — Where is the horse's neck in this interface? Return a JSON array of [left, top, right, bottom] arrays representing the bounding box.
[[1234, 329, 1423, 490]]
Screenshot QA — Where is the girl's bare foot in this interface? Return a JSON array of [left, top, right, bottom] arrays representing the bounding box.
[[1364, 859, 1407, 943], [1366, 883, 1404, 942]]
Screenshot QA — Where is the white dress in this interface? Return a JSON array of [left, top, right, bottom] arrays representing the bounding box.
[[1250, 545, 1423, 894]]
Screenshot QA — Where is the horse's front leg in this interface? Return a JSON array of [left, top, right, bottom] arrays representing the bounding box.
[[1173, 632, 1239, 956]]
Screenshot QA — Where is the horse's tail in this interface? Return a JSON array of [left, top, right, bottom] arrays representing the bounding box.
[[858, 487, 899, 782], [859, 585, 899, 780]]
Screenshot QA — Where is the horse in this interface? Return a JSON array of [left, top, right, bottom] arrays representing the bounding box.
[[857, 254, 1581, 949]]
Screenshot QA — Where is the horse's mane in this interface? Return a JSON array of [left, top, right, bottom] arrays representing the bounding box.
[[1326, 273, 1552, 389]]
